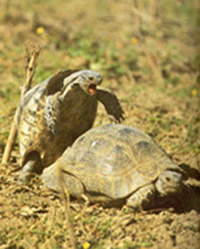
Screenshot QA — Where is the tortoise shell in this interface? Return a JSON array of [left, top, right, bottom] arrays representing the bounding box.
[[17, 70, 124, 171], [51, 124, 180, 199]]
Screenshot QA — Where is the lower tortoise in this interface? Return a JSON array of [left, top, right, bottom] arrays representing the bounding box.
[[17, 70, 124, 181], [41, 124, 185, 210]]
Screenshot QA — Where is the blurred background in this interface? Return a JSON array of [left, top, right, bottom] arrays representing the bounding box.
[[0, 0, 200, 248]]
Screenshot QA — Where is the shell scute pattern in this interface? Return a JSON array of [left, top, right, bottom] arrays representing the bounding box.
[[52, 125, 167, 196], [101, 145, 132, 175], [41, 124, 184, 209]]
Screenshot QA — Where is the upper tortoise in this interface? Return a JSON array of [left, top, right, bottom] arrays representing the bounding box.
[[41, 124, 185, 210], [17, 70, 124, 181]]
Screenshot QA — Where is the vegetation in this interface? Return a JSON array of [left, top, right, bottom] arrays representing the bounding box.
[[0, 0, 199, 248]]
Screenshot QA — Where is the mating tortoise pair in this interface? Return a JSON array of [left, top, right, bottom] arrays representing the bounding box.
[[18, 69, 185, 210]]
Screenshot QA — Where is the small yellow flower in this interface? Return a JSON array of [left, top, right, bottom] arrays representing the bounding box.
[[36, 26, 45, 35], [83, 241, 91, 249], [191, 89, 197, 96], [131, 37, 138, 44]]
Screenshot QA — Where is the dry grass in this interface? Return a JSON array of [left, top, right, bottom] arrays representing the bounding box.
[[0, 0, 200, 248]]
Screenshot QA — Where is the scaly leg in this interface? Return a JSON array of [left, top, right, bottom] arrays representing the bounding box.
[[126, 184, 156, 211], [18, 151, 42, 182]]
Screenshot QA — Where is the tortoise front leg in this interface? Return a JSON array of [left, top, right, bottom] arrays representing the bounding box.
[[126, 184, 156, 211], [18, 151, 42, 182], [96, 87, 124, 123]]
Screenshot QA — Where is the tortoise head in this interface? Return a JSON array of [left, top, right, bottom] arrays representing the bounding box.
[[62, 70, 102, 96], [155, 170, 183, 196]]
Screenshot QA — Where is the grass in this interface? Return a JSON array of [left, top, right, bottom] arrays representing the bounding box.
[[0, 0, 200, 248]]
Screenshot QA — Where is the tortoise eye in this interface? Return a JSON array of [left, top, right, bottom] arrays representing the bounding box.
[[89, 76, 94, 81]]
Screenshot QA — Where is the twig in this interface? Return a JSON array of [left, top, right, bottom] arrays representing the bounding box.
[[57, 162, 77, 249], [23, 46, 41, 97], [1, 46, 41, 165]]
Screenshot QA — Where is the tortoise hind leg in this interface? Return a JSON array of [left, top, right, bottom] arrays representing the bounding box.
[[18, 151, 42, 182], [126, 184, 156, 211]]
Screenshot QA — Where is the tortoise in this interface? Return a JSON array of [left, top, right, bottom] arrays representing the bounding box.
[[17, 70, 124, 181], [41, 124, 185, 210]]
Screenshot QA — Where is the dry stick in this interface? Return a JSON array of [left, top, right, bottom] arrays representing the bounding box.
[[23, 48, 41, 96], [1, 48, 41, 165], [57, 163, 77, 249]]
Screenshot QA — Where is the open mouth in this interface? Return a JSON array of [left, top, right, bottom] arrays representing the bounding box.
[[88, 84, 97, 95]]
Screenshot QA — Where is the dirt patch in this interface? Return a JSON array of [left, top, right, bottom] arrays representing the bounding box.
[[0, 0, 200, 248], [0, 168, 200, 248]]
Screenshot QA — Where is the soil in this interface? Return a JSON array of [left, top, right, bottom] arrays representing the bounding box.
[[0, 0, 200, 248]]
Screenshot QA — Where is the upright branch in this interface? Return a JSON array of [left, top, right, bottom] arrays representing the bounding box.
[[22, 46, 41, 97], [57, 164, 78, 249], [1, 46, 41, 165]]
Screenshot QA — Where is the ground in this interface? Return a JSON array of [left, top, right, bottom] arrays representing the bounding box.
[[0, 0, 200, 248]]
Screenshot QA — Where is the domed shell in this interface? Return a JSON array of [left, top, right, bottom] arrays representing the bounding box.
[[59, 124, 180, 199]]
